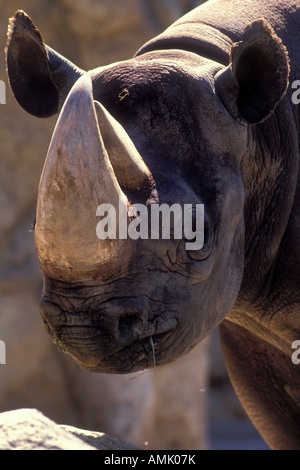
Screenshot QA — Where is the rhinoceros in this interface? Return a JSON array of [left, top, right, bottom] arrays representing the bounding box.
[[5, 0, 300, 450]]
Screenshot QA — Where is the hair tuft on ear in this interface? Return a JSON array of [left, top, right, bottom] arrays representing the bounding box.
[[6, 9, 45, 53]]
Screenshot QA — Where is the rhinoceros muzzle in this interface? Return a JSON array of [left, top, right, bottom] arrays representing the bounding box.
[[39, 293, 178, 373]]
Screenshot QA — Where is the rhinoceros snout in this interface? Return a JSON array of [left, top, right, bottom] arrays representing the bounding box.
[[38, 295, 165, 371], [40, 295, 148, 335]]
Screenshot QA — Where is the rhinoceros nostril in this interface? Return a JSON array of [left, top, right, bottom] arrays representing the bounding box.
[[118, 313, 145, 338]]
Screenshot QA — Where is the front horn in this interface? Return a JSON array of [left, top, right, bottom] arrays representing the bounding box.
[[35, 73, 140, 281]]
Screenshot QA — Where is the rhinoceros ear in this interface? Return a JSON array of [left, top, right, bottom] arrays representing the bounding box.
[[5, 10, 84, 118], [215, 19, 290, 124]]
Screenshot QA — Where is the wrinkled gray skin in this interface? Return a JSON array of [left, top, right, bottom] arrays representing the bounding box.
[[6, 0, 300, 449]]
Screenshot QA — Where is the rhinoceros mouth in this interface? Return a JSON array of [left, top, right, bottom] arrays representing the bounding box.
[[77, 330, 176, 374], [55, 326, 176, 374], [40, 297, 178, 373]]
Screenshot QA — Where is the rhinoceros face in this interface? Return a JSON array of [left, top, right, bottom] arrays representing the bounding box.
[[6, 12, 289, 373], [37, 58, 247, 374]]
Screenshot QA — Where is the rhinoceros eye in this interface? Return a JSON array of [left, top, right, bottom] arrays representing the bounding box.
[[185, 215, 213, 261]]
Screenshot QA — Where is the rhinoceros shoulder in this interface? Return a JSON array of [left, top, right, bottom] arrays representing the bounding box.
[[220, 319, 300, 450]]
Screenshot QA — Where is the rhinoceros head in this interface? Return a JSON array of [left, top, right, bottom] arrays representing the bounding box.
[[6, 11, 289, 373]]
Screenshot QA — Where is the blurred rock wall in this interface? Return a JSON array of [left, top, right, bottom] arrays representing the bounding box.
[[0, 0, 212, 450]]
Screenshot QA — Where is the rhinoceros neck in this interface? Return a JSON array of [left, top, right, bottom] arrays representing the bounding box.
[[136, 0, 297, 67], [232, 101, 300, 350], [135, 22, 233, 66]]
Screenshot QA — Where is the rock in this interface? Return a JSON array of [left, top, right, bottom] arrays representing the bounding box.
[[0, 408, 139, 450], [59, 424, 140, 450], [0, 408, 95, 450]]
